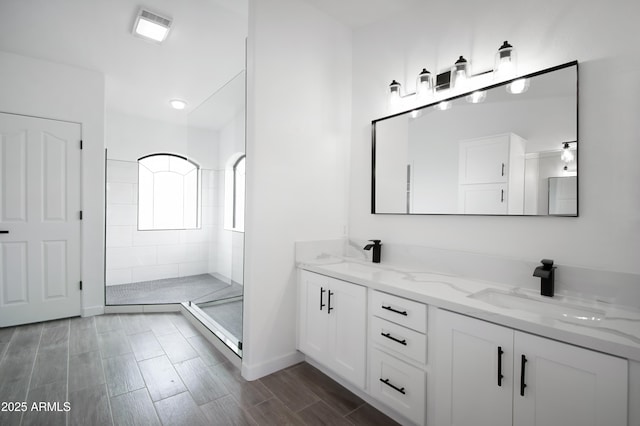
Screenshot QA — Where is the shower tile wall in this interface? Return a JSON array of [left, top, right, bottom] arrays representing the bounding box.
[[106, 159, 216, 286]]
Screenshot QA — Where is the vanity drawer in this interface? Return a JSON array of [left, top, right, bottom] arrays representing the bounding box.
[[369, 348, 426, 425], [371, 290, 427, 333], [371, 316, 426, 364]]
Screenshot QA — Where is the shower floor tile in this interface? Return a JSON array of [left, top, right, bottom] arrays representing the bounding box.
[[106, 274, 242, 306]]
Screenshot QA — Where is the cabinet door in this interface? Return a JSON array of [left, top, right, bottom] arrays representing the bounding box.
[[298, 271, 330, 363], [434, 310, 513, 426], [459, 136, 509, 184], [328, 277, 367, 388], [459, 183, 508, 214], [514, 332, 627, 426]]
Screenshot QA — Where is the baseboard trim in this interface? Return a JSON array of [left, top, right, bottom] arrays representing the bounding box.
[[82, 305, 104, 317], [241, 350, 305, 381]]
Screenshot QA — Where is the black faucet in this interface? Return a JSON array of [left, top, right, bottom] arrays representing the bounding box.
[[363, 240, 382, 263], [533, 259, 556, 297]]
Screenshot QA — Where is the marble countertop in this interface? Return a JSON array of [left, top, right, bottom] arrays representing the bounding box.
[[298, 256, 640, 362]]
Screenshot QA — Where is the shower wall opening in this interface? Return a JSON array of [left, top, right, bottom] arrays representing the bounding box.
[[104, 71, 246, 357]]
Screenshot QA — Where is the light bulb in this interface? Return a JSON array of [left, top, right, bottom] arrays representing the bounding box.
[[170, 99, 187, 110], [434, 101, 451, 111], [410, 110, 422, 119], [506, 78, 529, 94]]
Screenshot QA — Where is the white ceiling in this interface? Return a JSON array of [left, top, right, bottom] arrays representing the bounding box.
[[0, 0, 248, 124], [298, 0, 420, 27]]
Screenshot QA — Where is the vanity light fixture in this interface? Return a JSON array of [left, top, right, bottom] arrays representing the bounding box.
[[416, 69, 433, 97], [506, 78, 530, 94], [388, 80, 402, 105], [465, 90, 487, 104], [386, 40, 520, 105], [494, 41, 517, 80], [169, 99, 188, 110], [452, 56, 469, 90], [133, 9, 172, 43]]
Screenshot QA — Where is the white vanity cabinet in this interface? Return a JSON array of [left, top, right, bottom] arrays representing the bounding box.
[[458, 133, 526, 214], [434, 309, 628, 426], [298, 270, 367, 388], [369, 290, 427, 425]]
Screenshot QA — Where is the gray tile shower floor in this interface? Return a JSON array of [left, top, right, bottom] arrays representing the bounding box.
[[0, 313, 399, 426], [106, 274, 243, 305]]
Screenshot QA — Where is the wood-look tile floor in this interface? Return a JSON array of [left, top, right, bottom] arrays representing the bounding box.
[[0, 313, 399, 426]]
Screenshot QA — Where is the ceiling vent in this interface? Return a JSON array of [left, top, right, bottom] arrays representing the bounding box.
[[132, 9, 172, 43]]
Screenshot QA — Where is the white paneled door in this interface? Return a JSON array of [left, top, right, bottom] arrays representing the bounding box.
[[0, 113, 82, 327]]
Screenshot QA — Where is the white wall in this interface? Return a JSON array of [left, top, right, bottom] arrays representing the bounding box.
[[0, 51, 105, 315], [243, 0, 351, 379], [350, 0, 640, 274]]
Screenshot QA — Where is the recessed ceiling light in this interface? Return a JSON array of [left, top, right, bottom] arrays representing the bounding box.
[[133, 9, 172, 43], [170, 99, 187, 110]]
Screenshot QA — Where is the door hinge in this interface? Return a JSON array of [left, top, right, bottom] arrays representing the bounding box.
[[79, 211, 83, 220], [79, 281, 83, 290], [80, 140, 83, 150]]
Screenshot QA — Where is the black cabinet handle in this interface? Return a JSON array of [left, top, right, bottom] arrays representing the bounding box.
[[379, 378, 405, 395], [381, 305, 407, 316], [381, 332, 407, 346], [327, 291, 334, 314], [0, 230, 8, 234], [497, 346, 504, 386], [501, 163, 505, 176], [520, 354, 527, 396], [319, 287, 326, 311], [501, 189, 504, 203]]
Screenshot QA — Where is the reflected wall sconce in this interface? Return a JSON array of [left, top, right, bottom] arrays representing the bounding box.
[[465, 91, 487, 104], [506, 78, 530, 94], [387, 40, 520, 106], [561, 141, 576, 171]]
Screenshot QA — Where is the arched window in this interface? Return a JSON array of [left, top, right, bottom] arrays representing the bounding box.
[[224, 153, 245, 232], [138, 153, 200, 230]]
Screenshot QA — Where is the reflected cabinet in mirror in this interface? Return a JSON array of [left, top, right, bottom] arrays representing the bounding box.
[[372, 61, 578, 216]]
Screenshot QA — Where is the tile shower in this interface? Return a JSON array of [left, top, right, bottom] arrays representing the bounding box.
[[105, 158, 244, 350]]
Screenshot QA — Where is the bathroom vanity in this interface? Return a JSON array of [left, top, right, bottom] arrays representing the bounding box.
[[296, 256, 638, 426]]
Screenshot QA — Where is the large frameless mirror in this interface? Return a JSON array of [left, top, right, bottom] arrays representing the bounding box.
[[372, 61, 578, 216]]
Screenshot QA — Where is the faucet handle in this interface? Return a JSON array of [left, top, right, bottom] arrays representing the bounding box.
[[369, 239, 382, 245], [540, 259, 554, 270]]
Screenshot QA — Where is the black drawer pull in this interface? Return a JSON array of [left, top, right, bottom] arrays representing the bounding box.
[[381, 332, 407, 346], [497, 346, 504, 386], [381, 305, 407, 316], [379, 378, 405, 395], [0, 230, 9, 234], [319, 287, 326, 311], [327, 291, 334, 314], [520, 354, 527, 396]]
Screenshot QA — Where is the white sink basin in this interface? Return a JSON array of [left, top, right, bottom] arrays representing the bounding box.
[[469, 288, 605, 323]]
